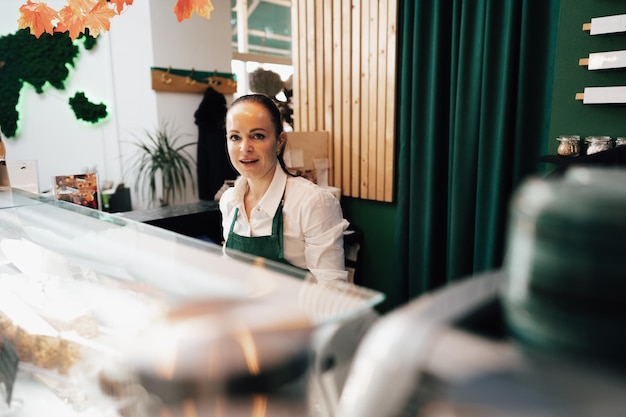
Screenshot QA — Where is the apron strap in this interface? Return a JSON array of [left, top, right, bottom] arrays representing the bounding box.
[[273, 200, 284, 259], [229, 207, 239, 235]]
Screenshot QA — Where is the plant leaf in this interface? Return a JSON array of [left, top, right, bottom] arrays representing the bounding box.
[[18, 0, 59, 38], [173, 0, 214, 22]]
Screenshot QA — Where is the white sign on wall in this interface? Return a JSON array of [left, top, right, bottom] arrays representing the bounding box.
[[583, 14, 626, 35]]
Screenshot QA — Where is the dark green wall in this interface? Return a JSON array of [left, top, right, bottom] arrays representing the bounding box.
[[549, 2, 626, 151], [341, 197, 397, 313]]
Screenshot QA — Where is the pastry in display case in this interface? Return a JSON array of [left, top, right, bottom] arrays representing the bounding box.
[[0, 187, 384, 417]]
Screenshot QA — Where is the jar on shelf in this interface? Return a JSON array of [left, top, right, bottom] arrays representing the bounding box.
[[585, 136, 612, 155], [556, 135, 580, 157], [616, 137, 626, 147]]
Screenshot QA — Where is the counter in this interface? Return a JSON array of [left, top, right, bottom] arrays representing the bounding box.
[[0, 188, 384, 416], [120, 200, 222, 244], [121, 200, 364, 284]]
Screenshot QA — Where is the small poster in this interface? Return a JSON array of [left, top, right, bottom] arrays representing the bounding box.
[[6, 160, 39, 194], [54, 173, 100, 210]]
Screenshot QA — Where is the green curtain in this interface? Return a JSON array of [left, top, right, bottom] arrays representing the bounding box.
[[392, 0, 560, 306]]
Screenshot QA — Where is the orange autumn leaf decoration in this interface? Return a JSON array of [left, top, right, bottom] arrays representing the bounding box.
[[108, 0, 134, 14], [173, 0, 214, 22], [17, 0, 209, 41], [56, 4, 87, 40], [68, 0, 98, 12], [82, 1, 116, 37], [17, 0, 58, 38]]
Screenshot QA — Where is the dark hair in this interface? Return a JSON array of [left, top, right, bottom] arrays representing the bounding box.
[[228, 93, 294, 176]]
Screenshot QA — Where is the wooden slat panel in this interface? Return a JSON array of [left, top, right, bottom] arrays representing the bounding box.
[[292, 0, 397, 202]]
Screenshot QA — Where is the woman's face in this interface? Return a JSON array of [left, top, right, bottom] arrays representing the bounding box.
[[226, 101, 284, 182]]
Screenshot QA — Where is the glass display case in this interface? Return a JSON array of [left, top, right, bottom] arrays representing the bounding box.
[[0, 188, 384, 417]]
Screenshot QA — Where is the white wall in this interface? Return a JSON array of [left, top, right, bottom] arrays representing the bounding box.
[[0, 1, 232, 209], [147, 1, 233, 207]]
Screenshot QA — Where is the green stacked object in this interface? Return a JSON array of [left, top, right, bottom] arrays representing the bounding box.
[[502, 167, 626, 364]]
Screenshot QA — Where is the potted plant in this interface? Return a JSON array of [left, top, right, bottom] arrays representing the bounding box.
[[129, 122, 196, 207]]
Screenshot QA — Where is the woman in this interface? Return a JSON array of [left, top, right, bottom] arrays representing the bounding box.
[[219, 94, 349, 285]]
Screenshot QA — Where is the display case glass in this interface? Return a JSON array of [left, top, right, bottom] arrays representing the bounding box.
[[0, 187, 384, 416]]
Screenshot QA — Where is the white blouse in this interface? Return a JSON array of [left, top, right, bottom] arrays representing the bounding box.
[[219, 165, 349, 283]]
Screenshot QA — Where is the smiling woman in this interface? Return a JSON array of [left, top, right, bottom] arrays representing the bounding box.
[[220, 94, 350, 286], [17, 0, 215, 40]]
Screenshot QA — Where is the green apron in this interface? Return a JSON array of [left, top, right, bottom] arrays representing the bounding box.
[[225, 199, 286, 264]]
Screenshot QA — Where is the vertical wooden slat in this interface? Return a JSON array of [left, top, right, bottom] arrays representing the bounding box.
[[384, 0, 398, 202], [376, 0, 388, 201], [332, 0, 342, 188], [323, 0, 334, 184], [368, 0, 378, 199], [315, 0, 325, 130], [351, 0, 361, 194], [290, 1, 300, 129], [341, 0, 351, 195], [322, 0, 333, 132], [359, 0, 370, 197], [306, 0, 316, 130], [296, 0, 307, 131]]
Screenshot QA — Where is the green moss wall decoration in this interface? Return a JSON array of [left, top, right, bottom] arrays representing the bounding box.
[[0, 28, 107, 138], [69, 92, 107, 123], [80, 29, 97, 50]]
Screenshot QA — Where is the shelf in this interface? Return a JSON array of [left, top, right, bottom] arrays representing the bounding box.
[[540, 146, 626, 176]]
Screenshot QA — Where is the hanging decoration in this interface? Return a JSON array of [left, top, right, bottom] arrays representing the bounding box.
[[0, 28, 80, 138], [17, 0, 214, 41]]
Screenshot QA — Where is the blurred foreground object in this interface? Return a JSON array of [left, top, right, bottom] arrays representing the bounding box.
[[337, 168, 626, 417], [503, 167, 626, 362]]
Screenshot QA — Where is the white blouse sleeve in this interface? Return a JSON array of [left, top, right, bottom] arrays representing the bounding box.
[[300, 189, 349, 284]]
